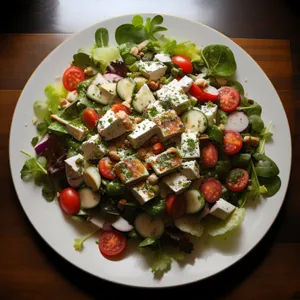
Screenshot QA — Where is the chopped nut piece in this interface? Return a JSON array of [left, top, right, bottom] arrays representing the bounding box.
[[108, 150, 120, 161], [60, 98, 70, 108], [130, 47, 139, 56], [216, 77, 227, 86], [195, 78, 209, 88], [243, 135, 260, 147], [218, 124, 225, 131], [84, 66, 97, 77], [117, 199, 127, 211], [148, 80, 159, 91], [134, 117, 143, 124], [122, 117, 133, 130], [199, 133, 209, 140], [147, 173, 159, 185], [136, 147, 153, 160]]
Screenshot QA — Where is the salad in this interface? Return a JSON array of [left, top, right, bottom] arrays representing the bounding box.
[[20, 15, 281, 276]]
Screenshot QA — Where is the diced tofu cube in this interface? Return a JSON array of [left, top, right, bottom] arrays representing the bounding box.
[[158, 181, 172, 198], [131, 181, 159, 205], [66, 123, 88, 141], [116, 147, 134, 159], [209, 198, 236, 220], [64, 154, 84, 188], [145, 101, 166, 120], [138, 61, 167, 81], [93, 73, 109, 85], [180, 132, 200, 159], [114, 158, 149, 185], [127, 119, 158, 149], [180, 160, 200, 180], [152, 110, 185, 141], [199, 102, 218, 126], [148, 147, 182, 177], [66, 90, 78, 102], [97, 110, 127, 141], [154, 53, 172, 63], [178, 76, 193, 93], [99, 82, 120, 103], [162, 172, 191, 194], [156, 79, 190, 115], [81, 134, 108, 160]]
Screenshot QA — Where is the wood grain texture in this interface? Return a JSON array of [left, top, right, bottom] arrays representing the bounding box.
[[0, 35, 298, 299]]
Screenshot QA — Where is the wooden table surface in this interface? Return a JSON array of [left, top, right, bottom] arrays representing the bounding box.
[[1, 1, 300, 299]]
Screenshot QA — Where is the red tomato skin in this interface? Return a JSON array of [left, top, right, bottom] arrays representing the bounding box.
[[111, 104, 131, 115], [98, 157, 117, 180], [166, 194, 186, 219], [218, 86, 241, 112], [59, 188, 81, 215], [82, 108, 99, 130], [99, 231, 126, 256], [171, 55, 193, 74], [226, 168, 249, 192], [152, 143, 164, 155], [62, 66, 85, 91], [200, 178, 222, 203], [202, 143, 218, 167], [223, 130, 243, 155], [190, 83, 218, 102]]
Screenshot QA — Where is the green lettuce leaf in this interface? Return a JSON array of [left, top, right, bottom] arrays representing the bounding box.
[[201, 208, 246, 236], [92, 46, 120, 73], [173, 42, 203, 62]]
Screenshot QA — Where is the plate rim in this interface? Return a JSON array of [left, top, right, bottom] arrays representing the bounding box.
[[8, 12, 292, 288]]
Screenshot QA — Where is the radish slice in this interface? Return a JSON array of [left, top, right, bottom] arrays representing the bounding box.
[[203, 85, 218, 96], [104, 73, 123, 83], [111, 216, 134, 232], [199, 203, 210, 220], [225, 111, 249, 132], [89, 215, 106, 228], [34, 134, 50, 155]]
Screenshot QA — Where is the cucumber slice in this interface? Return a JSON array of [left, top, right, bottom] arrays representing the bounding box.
[[184, 189, 205, 214], [181, 108, 208, 133], [116, 78, 136, 103], [78, 187, 101, 209], [83, 166, 101, 191], [132, 84, 156, 113], [86, 84, 109, 105], [134, 213, 164, 239]]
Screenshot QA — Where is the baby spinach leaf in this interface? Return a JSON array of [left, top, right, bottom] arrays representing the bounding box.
[[257, 121, 273, 154], [236, 103, 262, 116], [228, 80, 244, 96], [202, 44, 237, 77], [258, 176, 281, 197], [95, 28, 109, 47], [72, 52, 98, 70], [253, 153, 280, 178], [143, 198, 166, 216], [31, 137, 39, 147], [216, 109, 228, 125], [132, 15, 144, 27], [139, 237, 157, 248]]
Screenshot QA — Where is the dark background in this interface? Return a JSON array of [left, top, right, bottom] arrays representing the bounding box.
[[1, 0, 300, 298]]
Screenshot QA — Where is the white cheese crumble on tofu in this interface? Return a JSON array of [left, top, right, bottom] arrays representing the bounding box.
[[66, 123, 88, 142], [81, 134, 108, 160], [209, 198, 236, 220], [154, 53, 172, 63], [199, 102, 218, 126], [127, 119, 158, 149], [138, 61, 167, 81], [180, 160, 200, 180], [156, 79, 190, 115], [97, 110, 127, 141], [64, 154, 84, 188], [178, 76, 193, 93], [145, 100, 166, 120], [162, 172, 191, 194], [131, 181, 159, 205], [180, 132, 200, 159]]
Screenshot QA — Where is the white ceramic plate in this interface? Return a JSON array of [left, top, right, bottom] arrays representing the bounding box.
[[9, 13, 291, 288]]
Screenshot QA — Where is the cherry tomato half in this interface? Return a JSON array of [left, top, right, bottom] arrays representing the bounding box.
[[226, 168, 249, 192], [111, 103, 131, 115], [171, 55, 193, 74], [190, 83, 218, 102], [82, 108, 99, 130], [218, 86, 241, 112], [98, 230, 126, 256], [59, 187, 81, 215], [202, 143, 218, 167], [166, 194, 186, 219], [223, 130, 243, 155], [152, 143, 164, 155], [62, 66, 85, 91], [98, 157, 117, 180], [200, 178, 222, 203]]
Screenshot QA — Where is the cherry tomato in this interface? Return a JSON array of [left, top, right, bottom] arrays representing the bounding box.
[[166, 194, 186, 219], [111, 103, 131, 115], [152, 142, 164, 155], [98, 157, 117, 180], [226, 168, 249, 192], [59, 187, 81, 215], [202, 143, 218, 167], [190, 83, 218, 102], [82, 108, 99, 130], [171, 55, 193, 74], [218, 86, 241, 112], [145, 162, 152, 170], [200, 178, 222, 203], [223, 130, 243, 155], [98, 230, 126, 256], [62, 66, 85, 91]]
